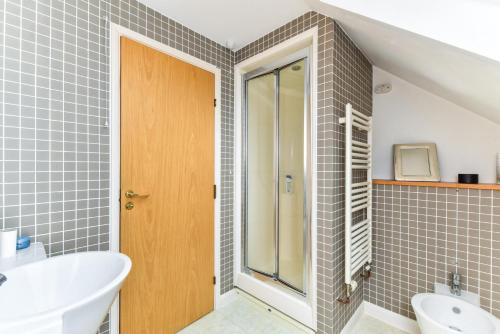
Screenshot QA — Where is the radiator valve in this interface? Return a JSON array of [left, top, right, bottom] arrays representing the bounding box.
[[361, 263, 372, 279]]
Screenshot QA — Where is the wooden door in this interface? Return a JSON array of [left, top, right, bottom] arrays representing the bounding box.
[[119, 37, 215, 334]]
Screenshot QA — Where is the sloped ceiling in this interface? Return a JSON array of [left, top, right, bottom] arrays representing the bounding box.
[[309, 1, 500, 124], [140, 0, 500, 124], [310, 0, 500, 62]]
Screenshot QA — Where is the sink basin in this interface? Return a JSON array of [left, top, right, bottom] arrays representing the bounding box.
[[412, 293, 500, 334], [0, 251, 131, 334]]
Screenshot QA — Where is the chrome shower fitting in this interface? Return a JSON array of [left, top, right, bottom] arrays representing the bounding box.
[[450, 271, 461, 296]]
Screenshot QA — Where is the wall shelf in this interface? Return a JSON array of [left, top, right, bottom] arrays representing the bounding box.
[[373, 179, 500, 191]]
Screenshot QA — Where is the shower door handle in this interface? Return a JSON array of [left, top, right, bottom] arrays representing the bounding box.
[[285, 175, 293, 193]]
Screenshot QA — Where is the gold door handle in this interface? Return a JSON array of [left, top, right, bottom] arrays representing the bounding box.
[[125, 190, 150, 199]]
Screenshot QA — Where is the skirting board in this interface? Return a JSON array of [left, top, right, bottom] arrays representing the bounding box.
[[340, 301, 365, 334], [364, 302, 420, 334], [341, 301, 420, 334]]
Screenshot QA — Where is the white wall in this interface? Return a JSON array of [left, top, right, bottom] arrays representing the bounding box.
[[373, 67, 500, 183]]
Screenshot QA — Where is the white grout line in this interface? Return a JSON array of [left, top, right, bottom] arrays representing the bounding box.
[[86, 0, 90, 252], [18, 0, 23, 237], [62, 0, 66, 254], [1, 0, 6, 231], [34, 0, 38, 243], [488, 190, 493, 311], [467, 189, 470, 291], [74, 0, 78, 253], [97, 0, 103, 252], [48, 0, 53, 256], [425, 187, 428, 292]]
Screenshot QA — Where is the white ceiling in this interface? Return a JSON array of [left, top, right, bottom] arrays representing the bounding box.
[[140, 0, 500, 124], [309, 0, 500, 124], [139, 0, 310, 50]]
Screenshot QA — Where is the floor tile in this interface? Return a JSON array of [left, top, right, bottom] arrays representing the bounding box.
[[351, 315, 413, 334], [178, 291, 310, 334], [178, 291, 413, 334]]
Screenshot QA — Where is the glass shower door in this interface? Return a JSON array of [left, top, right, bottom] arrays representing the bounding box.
[[246, 73, 276, 275], [245, 58, 308, 294], [278, 60, 306, 292]]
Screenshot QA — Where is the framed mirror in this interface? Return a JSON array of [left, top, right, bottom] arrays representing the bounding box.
[[394, 143, 440, 181]]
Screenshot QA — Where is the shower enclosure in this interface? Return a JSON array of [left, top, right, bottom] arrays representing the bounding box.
[[243, 54, 311, 295]]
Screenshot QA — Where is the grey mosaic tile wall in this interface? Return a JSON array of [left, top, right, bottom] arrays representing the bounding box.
[[367, 184, 500, 319], [331, 22, 372, 332], [1, 1, 376, 333], [236, 12, 372, 334], [1, 0, 110, 256], [0, 0, 234, 332]]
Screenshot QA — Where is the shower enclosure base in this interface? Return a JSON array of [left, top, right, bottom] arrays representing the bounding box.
[[235, 272, 314, 329], [249, 270, 306, 297]]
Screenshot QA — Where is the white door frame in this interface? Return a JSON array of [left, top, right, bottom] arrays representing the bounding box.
[[233, 27, 318, 330], [109, 23, 222, 334]]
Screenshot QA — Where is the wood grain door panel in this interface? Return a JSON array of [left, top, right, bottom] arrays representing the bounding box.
[[119, 37, 215, 334]]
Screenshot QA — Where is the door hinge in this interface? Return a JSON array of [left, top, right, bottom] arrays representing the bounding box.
[[214, 99, 217, 107], [213, 184, 217, 199], [213, 276, 216, 285]]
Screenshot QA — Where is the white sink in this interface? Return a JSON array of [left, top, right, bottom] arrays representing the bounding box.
[[0, 251, 131, 334], [412, 293, 500, 334]]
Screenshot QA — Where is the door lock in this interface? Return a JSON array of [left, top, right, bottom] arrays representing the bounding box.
[[125, 202, 135, 210]]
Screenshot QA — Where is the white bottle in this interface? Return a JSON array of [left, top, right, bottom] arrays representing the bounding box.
[[0, 229, 17, 258]]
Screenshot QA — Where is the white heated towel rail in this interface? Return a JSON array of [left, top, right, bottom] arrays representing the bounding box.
[[339, 103, 372, 297]]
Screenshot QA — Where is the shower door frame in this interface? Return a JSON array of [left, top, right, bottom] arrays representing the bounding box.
[[233, 27, 318, 330], [243, 56, 310, 295]]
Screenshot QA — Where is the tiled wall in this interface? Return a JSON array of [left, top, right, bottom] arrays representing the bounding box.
[[1, 0, 111, 255], [1, 1, 376, 332], [236, 12, 372, 334], [331, 21, 372, 332], [0, 0, 234, 332], [366, 184, 500, 319]]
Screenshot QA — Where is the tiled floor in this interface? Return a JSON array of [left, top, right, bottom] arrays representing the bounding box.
[[178, 290, 411, 334], [351, 315, 412, 334], [178, 291, 311, 334]]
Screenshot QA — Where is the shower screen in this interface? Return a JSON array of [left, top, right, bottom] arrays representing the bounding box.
[[245, 58, 308, 294]]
